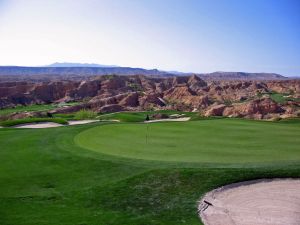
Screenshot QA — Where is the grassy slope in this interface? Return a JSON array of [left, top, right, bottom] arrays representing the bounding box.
[[0, 104, 56, 116], [258, 92, 300, 103], [0, 102, 80, 116], [0, 118, 300, 225], [97, 111, 203, 122], [0, 117, 68, 127]]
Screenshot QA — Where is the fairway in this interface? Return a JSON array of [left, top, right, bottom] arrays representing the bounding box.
[[75, 119, 300, 164], [1, 118, 300, 225]]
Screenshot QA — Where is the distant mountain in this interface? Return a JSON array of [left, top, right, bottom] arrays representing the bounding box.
[[0, 65, 290, 82], [198, 72, 287, 80], [47, 62, 117, 67], [0, 66, 173, 82]]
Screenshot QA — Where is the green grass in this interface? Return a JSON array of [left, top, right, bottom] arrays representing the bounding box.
[[0, 102, 80, 116], [52, 113, 76, 120], [270, 93, 292, 103], [0, 117, 68, 127], [0, 114, 300, 225], [258, 92, 300, 103], [98, 110, 202, 122], [74, 109, 97, 120], [75, 119, 300, 163], [0, 104, 57, 116]]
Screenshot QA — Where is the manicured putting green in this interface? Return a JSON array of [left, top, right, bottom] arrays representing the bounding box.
[[74, 119, 300, 163]]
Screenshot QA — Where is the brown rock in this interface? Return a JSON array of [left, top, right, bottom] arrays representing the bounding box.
[[152, 113, 169, 119], [119, 92, 139, 107], [204, 104, 226, 116], [0, 75, 299, 119], [99, 104, 124, 113]]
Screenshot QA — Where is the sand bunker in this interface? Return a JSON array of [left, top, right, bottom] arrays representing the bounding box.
[[98, 119, 120, 122], [14, 120, 99, 128], [14, 122, 64, 128], [198, 179, 300, 225], [144, 117, 191, 123], [68, 120, 98, 125]]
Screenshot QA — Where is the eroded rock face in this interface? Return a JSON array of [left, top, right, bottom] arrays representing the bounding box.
[[119, 92, 139, 107], [204, 104, 227, 117], [98, 104, 124, 113], [205, 98, 286, 119], [68, 80, 101, 100], [0, 75, 299, 120]]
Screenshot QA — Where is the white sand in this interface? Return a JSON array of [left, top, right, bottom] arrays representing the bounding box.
[[198, 179, 300, 225], [14, 122, 64, 128], [14, 120, 99, 128], [144, 117, 191, 123], [98, 119, 120, 122], [68, 120, 99, 125]]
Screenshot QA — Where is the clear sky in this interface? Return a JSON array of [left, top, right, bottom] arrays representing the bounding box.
[[0, 0, 299, 76]]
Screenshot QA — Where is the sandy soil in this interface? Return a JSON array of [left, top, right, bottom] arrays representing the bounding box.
[[144, 117, 191, 123], [198, 179, 300, 225], [14, 120, 99, 128], [68, 120, 99, 125], [14, 122, 64, 128], [98, 119, 120, 122]]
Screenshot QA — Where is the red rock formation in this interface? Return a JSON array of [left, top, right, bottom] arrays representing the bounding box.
[[119, 92, 139, 107], [207, 98, 285, 119], [204, 104, 227, 117], [0, 75, 299, 120]]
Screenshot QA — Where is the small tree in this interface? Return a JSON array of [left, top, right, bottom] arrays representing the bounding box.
[[145, 114, 150, 121]]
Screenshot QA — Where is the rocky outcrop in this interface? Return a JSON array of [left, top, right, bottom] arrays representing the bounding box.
[[187, 75, 207, 92], [0, 75, 299, 120], [205, 98, 286, 119], [119, 92, 139, 107], [204, 104, 227, 117], [98, 104, 124, 113]]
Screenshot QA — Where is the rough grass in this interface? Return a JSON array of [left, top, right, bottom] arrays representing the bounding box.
[[0, 102, 80, 116], [74, 109, 97, 120], [97, 110, 203, 122], [0, 104, 57, 115], [258, 92, 300, 103], [0, 117, 68, 127], [0, 116, 299, 225], [52, 113, 76, 120]]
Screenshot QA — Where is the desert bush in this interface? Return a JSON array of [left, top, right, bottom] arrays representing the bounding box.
[[74, 109, 97, 120]]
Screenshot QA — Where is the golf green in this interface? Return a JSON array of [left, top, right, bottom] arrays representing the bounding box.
[[1, 116, 300, 225], [74, 119, 300, 163]]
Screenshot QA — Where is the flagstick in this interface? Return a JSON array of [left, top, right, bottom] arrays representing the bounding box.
[[146, 124, 149, 144]]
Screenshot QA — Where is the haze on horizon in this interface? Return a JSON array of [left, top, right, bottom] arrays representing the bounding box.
[[0, 0, 299, 76]]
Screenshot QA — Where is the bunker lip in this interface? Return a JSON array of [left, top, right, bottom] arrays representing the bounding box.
[[67, 120, 99, 125], [198, 178, 300, 225], [13, 120, 99, 128], [144, 117, 191, 123], [13, 122, 64, 128]]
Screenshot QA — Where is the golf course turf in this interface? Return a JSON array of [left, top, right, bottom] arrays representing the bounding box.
[[1, 115, 300, 225], [75, 119, 300, 163]]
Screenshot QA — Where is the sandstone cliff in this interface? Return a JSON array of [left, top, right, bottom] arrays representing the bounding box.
[[0, 75, 299, 120]]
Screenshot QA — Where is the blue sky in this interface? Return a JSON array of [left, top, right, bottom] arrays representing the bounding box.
[[0, 0, 299, 76]]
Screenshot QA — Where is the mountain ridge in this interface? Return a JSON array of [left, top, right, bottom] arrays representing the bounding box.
[[47, 62, 118, 67], [0, 65, 290, 81]]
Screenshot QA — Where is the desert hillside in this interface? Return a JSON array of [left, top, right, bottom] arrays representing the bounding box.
[[1, 74, 299, 120]]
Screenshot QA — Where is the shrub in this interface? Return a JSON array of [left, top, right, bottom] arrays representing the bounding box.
[[74, 109, 97, 120], [127, 83, 142, 91]]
